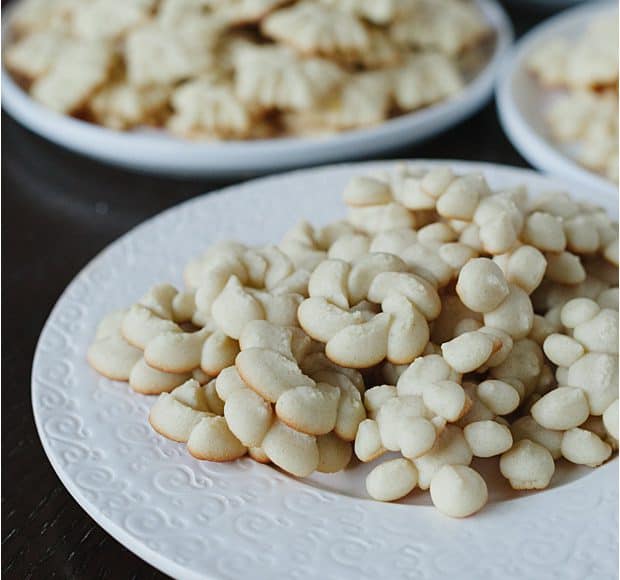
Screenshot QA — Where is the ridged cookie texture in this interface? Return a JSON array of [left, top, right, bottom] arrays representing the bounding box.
[[86, 164, 619, 517]]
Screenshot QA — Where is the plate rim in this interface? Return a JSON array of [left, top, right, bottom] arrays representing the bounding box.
[[2, 0, 513, 176], [31, 159, 618, 579], [495, 0, 618, 196]]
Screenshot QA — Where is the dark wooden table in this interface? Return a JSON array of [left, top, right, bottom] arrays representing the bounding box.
[[2, 5, 563, 578]]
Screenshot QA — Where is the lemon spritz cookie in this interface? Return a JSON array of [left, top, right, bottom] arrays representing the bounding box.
[[5, 0, 492, 139], [526, 13, 619, 183], [88, 164, 619, 517]]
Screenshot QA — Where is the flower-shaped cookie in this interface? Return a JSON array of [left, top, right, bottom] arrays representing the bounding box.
[[262, 3, 400, 67], [389, 0, 490, 56], [232, 44, 345, 111]]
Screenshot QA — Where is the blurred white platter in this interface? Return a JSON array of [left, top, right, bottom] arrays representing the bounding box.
[[33, 160, 618, 580], [2, 0, 512, 177], [496, 1, 618, 197]]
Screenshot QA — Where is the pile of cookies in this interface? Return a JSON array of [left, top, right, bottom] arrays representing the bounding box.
[[527, 13, 619, 183], [88, 164, 619, 517], [5, 0, 491, 139]]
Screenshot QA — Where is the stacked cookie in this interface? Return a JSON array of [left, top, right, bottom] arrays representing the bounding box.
[[88, 235, 368, 477], [88, 165, 619, 517], [527, 13, 619, 183], [5, 0, 491, 139]]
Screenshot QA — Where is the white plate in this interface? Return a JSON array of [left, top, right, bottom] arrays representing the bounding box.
[[33, 160, 618, 580], [2, 0, 512, 177], [496, 1, 618, 197]]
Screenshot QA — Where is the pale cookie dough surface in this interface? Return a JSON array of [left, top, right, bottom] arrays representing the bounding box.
[[5, 0, 494, 140], [167, 77, 258, 139], [232, 44, 345, 112], [9, 0, 81, 37], [390, 0, 490, 56], [318, 0, 409, 25], [85, 163, 618, 519], [261, 2, 401, 68], [125, 18, 223, 87], [526, 11, 619, 184], [528, 14, 619, 90], [4, 29, 73, 82], [71, 0, 157, 41], [283, 71, 394, 133], [90, 81, 171, 130], [30, 40, 115, 113]]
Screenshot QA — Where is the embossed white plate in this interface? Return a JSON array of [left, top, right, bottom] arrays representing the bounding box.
[[33, 161, 619, 580], [2, 0, 512, 177], [496, 1, 618, 197]]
